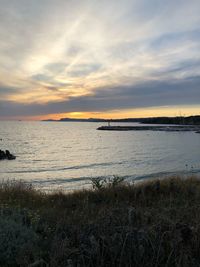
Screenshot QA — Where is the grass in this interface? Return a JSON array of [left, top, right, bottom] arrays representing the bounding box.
[[0, 176, 200, 266]]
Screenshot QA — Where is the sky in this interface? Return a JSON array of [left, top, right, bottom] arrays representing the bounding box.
[[0, 0, 200, 120]]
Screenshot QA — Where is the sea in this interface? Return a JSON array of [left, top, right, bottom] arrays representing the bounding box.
[[0, 121, 200, 190]]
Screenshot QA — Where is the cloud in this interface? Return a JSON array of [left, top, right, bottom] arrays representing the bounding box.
[[0, 0, 200, 118], [67, 63, 101, 77], [0, 76, 199, 117], [0, 84, 18, 94]]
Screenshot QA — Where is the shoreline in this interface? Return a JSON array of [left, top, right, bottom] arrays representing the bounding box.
[[2, 169, 200, 192]]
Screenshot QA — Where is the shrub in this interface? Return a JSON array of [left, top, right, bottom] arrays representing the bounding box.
[[0, 206, 39, 266], [90, 176, 125, 190], [90, 177, 106, 190]]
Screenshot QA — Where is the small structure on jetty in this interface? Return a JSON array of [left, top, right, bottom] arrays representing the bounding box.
[[0, 150, 16, 160], [97, 125, 200, 132]]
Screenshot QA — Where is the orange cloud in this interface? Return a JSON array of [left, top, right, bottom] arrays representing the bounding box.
[[8, 105, 198, 121]]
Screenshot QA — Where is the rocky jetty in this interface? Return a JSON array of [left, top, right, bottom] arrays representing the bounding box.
[[0, 150, 16, 160], [97, 125, 200, 132]]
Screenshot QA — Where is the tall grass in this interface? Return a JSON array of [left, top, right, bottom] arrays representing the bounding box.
[[0, 176, 200, 266]]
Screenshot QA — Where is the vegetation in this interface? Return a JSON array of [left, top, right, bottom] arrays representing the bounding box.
[[140, 115, 200, 125], [45, 115, 200, 125], [1, 176, 200, 266]]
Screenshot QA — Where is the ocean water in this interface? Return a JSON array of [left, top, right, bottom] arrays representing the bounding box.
[[0, 121, 200, 190]]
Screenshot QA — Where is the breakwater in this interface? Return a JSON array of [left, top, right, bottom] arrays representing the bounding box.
[[97, 125, 200, 132]]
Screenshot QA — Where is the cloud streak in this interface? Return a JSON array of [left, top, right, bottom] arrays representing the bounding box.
[[1, 76, 199, 117], [0, 0, 200, 118]]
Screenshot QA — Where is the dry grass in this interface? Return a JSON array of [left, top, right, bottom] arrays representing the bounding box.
[[0, 176, 200, 266]]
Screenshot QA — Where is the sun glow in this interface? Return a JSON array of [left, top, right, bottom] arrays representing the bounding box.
[[5, 105, 198, 122], [0, 0, 200, 120]]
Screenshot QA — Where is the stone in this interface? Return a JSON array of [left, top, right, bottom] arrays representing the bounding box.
[[0, 149, 16, 160]]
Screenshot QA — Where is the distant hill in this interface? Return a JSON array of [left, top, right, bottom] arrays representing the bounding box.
[[42, 115, 200, 125], [60, 118, 106, 122], [140, 116, 200, 125]]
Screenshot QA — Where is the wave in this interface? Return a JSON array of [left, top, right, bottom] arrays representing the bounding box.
[[29, 176, 92, 185], [15, 169, 200, 189], [132, 169, 200, 182], [4, 160, 129, 174]]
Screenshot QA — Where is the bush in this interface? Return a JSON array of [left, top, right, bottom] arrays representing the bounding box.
[[90, 176, 125, 190], [0, 206, 39, 266], [0, 177, 200, 266]]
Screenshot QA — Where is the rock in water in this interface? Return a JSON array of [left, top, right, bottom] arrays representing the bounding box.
[[0, 149, 16, 160]]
